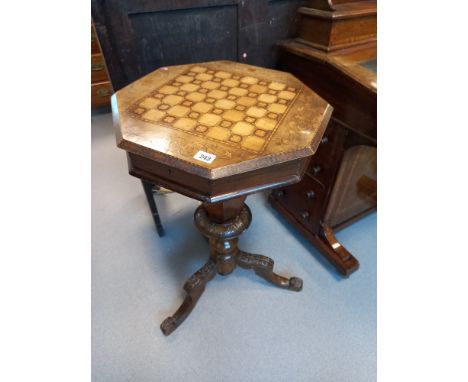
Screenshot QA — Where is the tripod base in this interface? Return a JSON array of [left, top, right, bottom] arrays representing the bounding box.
[[161, 202, 303, 336]]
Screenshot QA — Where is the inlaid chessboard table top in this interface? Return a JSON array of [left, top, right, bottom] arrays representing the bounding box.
[[112, 61, 332, 179]]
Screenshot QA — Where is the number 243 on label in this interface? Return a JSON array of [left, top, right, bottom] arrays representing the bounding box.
[[193, 150, 216, 164]]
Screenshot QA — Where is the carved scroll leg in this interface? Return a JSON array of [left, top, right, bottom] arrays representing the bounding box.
[[237, 251, 303, 292], [160, 259, 216, 336], [319, 224, 359, 276]]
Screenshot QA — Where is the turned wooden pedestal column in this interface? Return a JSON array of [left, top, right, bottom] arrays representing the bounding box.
[[112, 60, 332, 335]]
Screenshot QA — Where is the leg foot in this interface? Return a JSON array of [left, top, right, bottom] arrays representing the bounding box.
[[288, 277, 303, 292], [160, 259, 216, 335], [237, 251, 303, 291], [319, 224, 359, 276], [269, 195, 359, 276], [160, 317, 177, 336]]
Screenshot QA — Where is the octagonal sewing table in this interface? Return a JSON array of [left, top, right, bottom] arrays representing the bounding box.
[[112, 60, 332, 335]]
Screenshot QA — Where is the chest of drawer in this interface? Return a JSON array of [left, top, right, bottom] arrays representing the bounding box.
[[91, 81, 113, 108], [306, 119, 346, 187], [274, 174, 326, 233], [91, 53, 108, 84]]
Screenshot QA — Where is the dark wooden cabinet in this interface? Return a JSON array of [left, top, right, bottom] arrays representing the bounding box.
[[91, 0, 307, 91], [270, 0, 377, 276]]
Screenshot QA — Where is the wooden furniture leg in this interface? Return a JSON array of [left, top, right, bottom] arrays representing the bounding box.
[[160, 259, 216, 336], [319, 224, 356, 265], [269, 194, 359, 276], [141, 179, 164, 237], [237, 251, 303, 291], [160, 197, 304, 335]]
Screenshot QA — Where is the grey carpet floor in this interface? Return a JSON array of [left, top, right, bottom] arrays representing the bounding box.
[[92, 112, 376, 382]]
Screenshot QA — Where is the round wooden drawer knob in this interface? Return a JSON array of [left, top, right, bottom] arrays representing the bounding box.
[[305, 190, 315, 199], [312, 165, 321, 175], [321, 136, 329, 145], [273, 189, 284, 198]]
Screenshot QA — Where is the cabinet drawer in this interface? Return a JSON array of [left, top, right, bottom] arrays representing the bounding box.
[[306, 119, 345, 187], [91, 81, 113, 108], [306, 158, 332, 187], [91, 53, 108, 84], [274, 174, 326, 233], [311, 120, 340, 163]]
